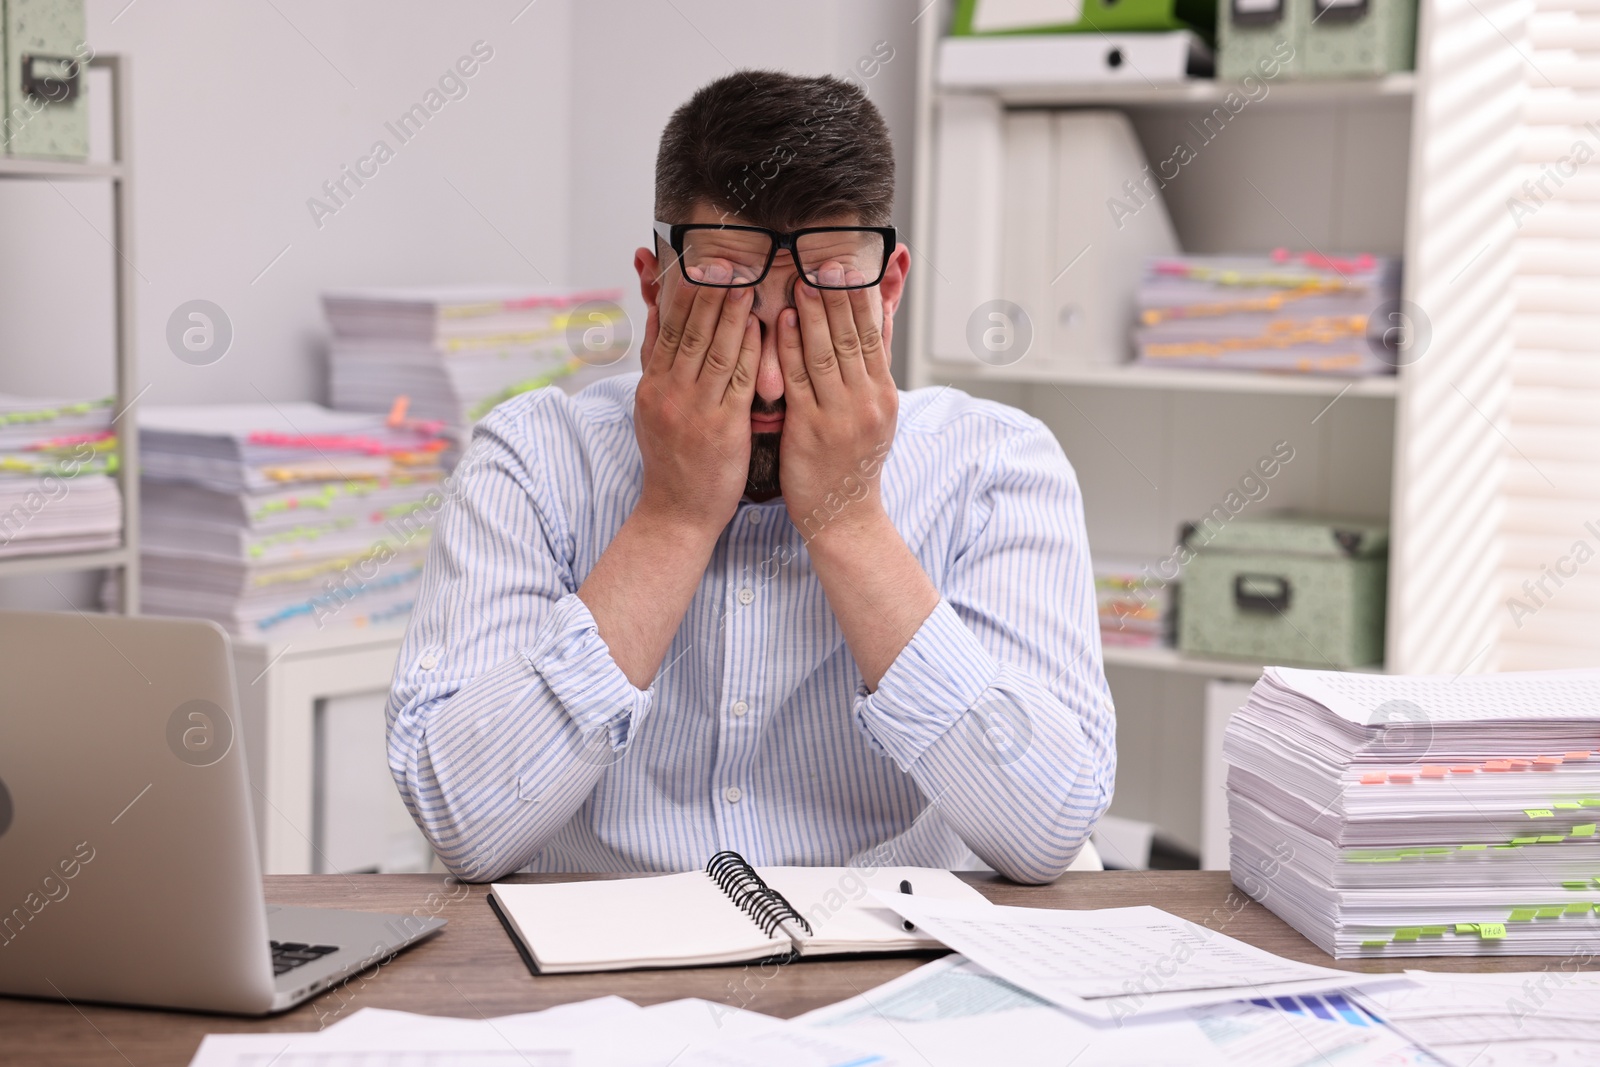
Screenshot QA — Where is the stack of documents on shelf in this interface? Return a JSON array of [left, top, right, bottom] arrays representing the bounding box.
[[115, 403, 449, 639], [1134, 251, 1402, 376], [0, 393, 121, 560], [1226, 665, 1600, 957], [324, 286, 631, 464], [1093, 556, 1172, 648]]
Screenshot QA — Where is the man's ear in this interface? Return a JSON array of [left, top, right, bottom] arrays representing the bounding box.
[[878, 242, 911, 352], [635, 245, 662, 310]]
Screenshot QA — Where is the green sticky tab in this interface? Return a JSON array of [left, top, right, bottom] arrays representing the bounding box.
[[1540, 835, 1566, 843], [1581, 799, 1600, 807], [1478, 923, 1507, 939], [1509, 908, 1537, 921], [1423, 847, 1452, 854], [1536, 906, 1565, 918], [1461, 843, 1489, 850], [1455, 923, 1478, 934], [1564, 881, 1589, 890], [1361, 939, 1390, 948], [1398, 848, 1424, 856], [1566, 903, 1592, 914], [1420, 925, 1447, 936], [1572, 824, 1596, 837], [1393, 928, 1421, 941], [1512, 837, 1538, 846], [1527, 809, 1556, 818], [1556, 802, 1582, 810]]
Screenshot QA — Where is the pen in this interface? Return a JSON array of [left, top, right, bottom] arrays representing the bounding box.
[[899, 879, 915, 932]]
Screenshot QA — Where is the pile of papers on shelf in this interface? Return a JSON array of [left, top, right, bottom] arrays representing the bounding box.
[[1093, 556, 1173, 648], [324, 286, 632, 465], [108, 403, 450, 640], [0, 393, 121, 560], [1134, 251, 1402, 376], [1227, 665, 1600, 957]]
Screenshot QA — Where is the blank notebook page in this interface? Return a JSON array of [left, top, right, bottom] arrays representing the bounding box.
[[757, 866, 993, 954], [492, 872, 789, 971]]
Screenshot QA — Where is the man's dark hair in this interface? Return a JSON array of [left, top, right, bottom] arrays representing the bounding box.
[[655, 70, 894, 230]]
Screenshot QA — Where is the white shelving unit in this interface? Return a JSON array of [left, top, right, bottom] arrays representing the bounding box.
[[906, 2, 1524, 856], [0, 56, 139, 611]]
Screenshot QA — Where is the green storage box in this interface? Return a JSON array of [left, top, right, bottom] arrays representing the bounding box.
[[3, 0, 88, 160], [1302, 0, 1416, 78], [1218, 0, 1305, 81], [1178, 512, 1388, 667]]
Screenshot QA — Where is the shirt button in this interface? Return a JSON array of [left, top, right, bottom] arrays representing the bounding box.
[[419, 653, 437, 670], [746, 510, 762, 524], [737, 587, 754, 605], [724, 786, 743, 803], [731, 700, 749, 718]]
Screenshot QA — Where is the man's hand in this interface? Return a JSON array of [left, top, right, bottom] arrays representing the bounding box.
[[775, 265, 899, 542], [634, 263, 762, 539]]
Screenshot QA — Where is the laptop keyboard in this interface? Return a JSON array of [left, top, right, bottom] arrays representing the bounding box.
[[271, 940, 340, 976]]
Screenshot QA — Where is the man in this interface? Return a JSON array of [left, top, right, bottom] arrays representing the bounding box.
[[387, 71, 1114, 884]]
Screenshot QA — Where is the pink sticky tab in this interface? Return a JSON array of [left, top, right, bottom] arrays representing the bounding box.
[[1509, 760, 1532, 770], [1361, 772, 1387, 785], [1535, 756, 1563, 768], [1389, 773, 1415, 784], [1421, 766, 1448, 778], [1451, 766, 1478, 774], [1485, 761, 1511, 772], [1567, 752, 1592, 761]]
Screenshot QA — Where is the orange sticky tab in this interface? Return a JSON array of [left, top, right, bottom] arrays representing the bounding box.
[[1509, 760, 1533, 770], [1361, 772, 1387, 785], [1451, 766, 1478, 774], [1421, 766, 1448, 779], [386, 395, 410, 427], [1566, 752, 1592, 761], [1389, 773, 1415, 784], [1536, 756, 1564, 766], [1485, 761, 1511, 772]]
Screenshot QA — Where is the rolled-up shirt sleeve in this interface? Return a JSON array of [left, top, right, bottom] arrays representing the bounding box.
[[852, 419, 1116, 884], [385, 406, 650, 882]]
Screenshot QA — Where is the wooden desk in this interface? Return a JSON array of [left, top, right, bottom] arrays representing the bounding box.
[[3, 871, 1584, 1066]]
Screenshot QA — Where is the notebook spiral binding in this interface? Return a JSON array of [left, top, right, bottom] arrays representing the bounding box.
[[705, 851, 814, 940]]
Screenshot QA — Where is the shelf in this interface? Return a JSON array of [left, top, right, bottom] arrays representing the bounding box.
[[0, 545, 131, 579], [922, 359, 1401, 398], [0, 157, 122, 180], [954, 73, 1416, 109]]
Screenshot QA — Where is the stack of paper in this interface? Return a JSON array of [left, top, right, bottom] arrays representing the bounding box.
[[1134, 252, 1401, 376], [324, 286, 632, 464], [114, 403, 450, 639], [1093, 557, 1172, 648], [188, 996, 893, 1067], [0, 393, 121, 559], [1226, 665, 1600, 957]]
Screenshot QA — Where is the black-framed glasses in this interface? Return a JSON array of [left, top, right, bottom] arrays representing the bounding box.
[[653, 220, 895, 290]]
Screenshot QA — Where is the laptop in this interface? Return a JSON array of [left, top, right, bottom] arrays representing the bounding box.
[[0, 609, 445, 1014]]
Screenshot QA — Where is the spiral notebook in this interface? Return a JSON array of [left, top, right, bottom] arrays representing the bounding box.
[[487, 851, 992, 974]]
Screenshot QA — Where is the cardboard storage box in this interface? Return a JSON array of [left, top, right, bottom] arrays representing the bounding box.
[[3, 0, 88, 159], [1178, 513, 1388, 667]]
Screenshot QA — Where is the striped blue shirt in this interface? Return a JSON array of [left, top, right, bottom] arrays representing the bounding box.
[[386, 373, 1115, 884]]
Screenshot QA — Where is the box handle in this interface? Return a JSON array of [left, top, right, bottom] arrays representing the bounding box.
[[1235, 573, 1291, 613], [21, 54, 82, 105]]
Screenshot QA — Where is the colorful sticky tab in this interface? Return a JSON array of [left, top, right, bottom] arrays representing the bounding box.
[[1360, 771, 1387, 785], [1389, 773, 1415, 784], [1567, 752, 1593, 760], [1461, 843, 1489, 851], [1536, 756, 1565, 768], [1512, 837, 1538, 846], [1574, 825, 1598, 837], [1478, 923, 1507, 939], [1583, 799, 1600, 807], [1526, 810, 1555, 818], [1566, 902, 1592, 914], [1421, 766, 1448, 779], [1451, 766, 1478, 774], [1399, 848, 1423, 857], [1361, 939, 1389, 948], [1393, 928, 1421, 941], [1455, 923, 1478, 934], [1536, 906, 1565, 918], [1563, 881, 1588, 890], [1423, 847, 1452, 854], [1485, 761, 1511, 772], [1420, 926, 1447, 936], [1510, 759, 1533, 769], [1509, 908, 1537, 921], [1539, 835, 1566, 843], [1555, 802, 1583, 810]]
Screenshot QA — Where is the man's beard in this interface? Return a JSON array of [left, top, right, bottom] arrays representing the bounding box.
[[746, 432, 781, 498]]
